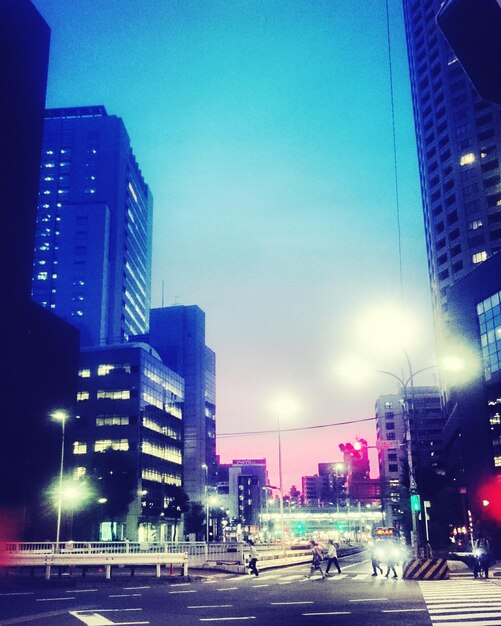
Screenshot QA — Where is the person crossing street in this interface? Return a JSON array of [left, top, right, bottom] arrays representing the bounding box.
[[325, 539, 342, 575]]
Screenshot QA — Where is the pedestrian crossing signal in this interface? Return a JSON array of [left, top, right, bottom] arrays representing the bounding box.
[[410, 493, 421, 512]]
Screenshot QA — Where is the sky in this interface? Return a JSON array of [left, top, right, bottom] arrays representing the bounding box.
[[33, 0, 438, 492]]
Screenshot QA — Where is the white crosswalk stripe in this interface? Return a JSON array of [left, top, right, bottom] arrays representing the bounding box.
[[419, 579, 501, 626]]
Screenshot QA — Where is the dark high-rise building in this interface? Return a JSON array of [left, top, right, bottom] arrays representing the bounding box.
[[136, 306, 216, 505], [403, 0, 501, 342], [32, 106, 153, 347], [0, 0, 79, 540]]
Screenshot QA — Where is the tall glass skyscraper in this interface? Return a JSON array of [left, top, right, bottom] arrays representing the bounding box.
[[403, 0, 501, 342], [32, 106, 153, 346]]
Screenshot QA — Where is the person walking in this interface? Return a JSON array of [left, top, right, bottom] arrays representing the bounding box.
[[247, 539, 259, 577], [370, 540, 383, 576], [385, 539, 399, 579], [325, 539, 342, 575], [473, 535, 491, 578], [305, 540, 326, 579]]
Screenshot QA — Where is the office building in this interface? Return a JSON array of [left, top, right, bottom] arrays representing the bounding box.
[[32, 106, 153, 347], [0, 0, 79, 541], [71, 343, 184, 542], [443, 253, 501, 544], [375, 387, 443, 533], [403, 0, 501, 342], [135, 305, 216, 505]]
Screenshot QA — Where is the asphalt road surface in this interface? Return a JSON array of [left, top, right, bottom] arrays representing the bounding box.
[[0, 550, 500, 625]]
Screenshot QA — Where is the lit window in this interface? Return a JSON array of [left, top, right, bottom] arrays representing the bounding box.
[[74, 466, 86, 478], [84, 188, 96, 194], [43, 190, 51, 195], [52, 273, 57, 279], [44, 176, 54, 182], [94, 439, 129, 452], [98, 364, 114, 376], [44, 162, 56, 168], [473, 251, 488, 264], [45, 150, 54, 155], [495, 456, 501, 467], [128, 182, 138, 202], [78, 369, 91, 378], [460, 152, 476, 166], [468, 219, 483, 231], [97, 390, 131, 400], [37, 272, 48, 280], [73, 442, 87, 455], [77, 391, 90, 401]]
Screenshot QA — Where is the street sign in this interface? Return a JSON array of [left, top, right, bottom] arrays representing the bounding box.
[[376, 440, 401, 449]]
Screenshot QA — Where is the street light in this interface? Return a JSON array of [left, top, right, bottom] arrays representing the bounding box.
[[51, 409, 69, 548], [271, 396, 298, 554]]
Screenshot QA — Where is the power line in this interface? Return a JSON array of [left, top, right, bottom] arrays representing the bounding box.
[[217, 416, 376, 438]]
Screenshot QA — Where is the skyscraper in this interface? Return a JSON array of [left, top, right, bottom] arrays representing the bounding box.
[[136, 305, 217, 505], [32, 106, 153, 347], [1, 0, 79, 540], [403, 0, 501, 342]]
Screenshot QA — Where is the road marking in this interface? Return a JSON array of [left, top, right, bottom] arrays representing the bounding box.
[[327, 574, 347, 580], [69, 609, 148, 626], [66, 589, 98, 593], [382, 609, 427, 613], [251, 584, 269, 588], [302, 612, 351, 616], [108, 594, 142, 598], [0, 592, 34, 597], [122, 586, 150, 590], [217, 587, 239, 591], [36, 597, 76, 602], [431, 614, 501, 622], [271, 601, 314, 605], [199, 618, 256, 622], [429, 607, 501, 614], [201, 580, 219, 584], [188, 605, 233, 609], [280, 574, 303, 581], [168, 590, 197, 594], [169, 582, 191, 586], [350, 598, 387, 602]]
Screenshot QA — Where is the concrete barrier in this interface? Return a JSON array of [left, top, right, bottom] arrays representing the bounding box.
[[403, 558, 449, 580], [6, 551, 188, 580]]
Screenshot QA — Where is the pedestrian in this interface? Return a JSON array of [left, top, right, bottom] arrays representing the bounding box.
[[473, 534, 491, 578], [385, 539, 399, 579], [370, 540, 383, 576], [325, 539, 342, 575], [247, 539, 259, 577], [305, 540, 326, 579]]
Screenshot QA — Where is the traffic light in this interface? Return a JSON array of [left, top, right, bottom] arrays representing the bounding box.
[[436, 0, 501, 104], [339, 439, 367, 460], [410, 493, 421, 513]]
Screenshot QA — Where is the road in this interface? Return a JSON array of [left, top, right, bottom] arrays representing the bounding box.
[[0, 550, 500, 625]]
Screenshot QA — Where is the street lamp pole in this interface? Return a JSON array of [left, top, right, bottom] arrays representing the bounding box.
[[375, 357, 436, 558], [52, 410, 68, 548], [277, 414, 285, 554]]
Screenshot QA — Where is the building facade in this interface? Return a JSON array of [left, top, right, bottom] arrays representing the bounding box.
[[443, 252, 501, 545], [32, 106, 153, 347], [136, 305, 216, 506], [375, 386, 443, 534], [71, 343, 184, 542], [403, 0, 501, 343], [0, 0, 80, 541]]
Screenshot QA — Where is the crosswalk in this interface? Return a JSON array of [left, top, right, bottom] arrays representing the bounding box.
[[419, 579, 501, 626]]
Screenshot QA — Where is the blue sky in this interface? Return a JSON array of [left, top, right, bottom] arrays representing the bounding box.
[[33, 0, 437, 490]]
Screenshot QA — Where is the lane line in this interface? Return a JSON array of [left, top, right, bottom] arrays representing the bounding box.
[[36, 597, 75, 602], [168, 590, 197, 594], [169, 583, 191, 587], [382, 609, 427, 613], [0, 592, 34, 597], [199, 618, 256, 622], [188, 605, 233, 609], [123, 586, 150, 590], [302, 612, 351, 616], [108, 594, 142, 598], [217, 587, 239, 591], [66, 589, 98, 593], [251, 584, 269, 588]]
